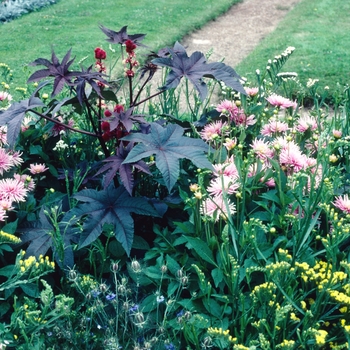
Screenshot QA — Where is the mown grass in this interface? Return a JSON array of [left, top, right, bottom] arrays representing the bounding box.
[[0, 0, 240, 88], [236, 0, 350, 93]]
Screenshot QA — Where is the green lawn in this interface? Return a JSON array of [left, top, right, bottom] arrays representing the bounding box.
[[236, 0, 350, 93], [0, 0, 240, 88]]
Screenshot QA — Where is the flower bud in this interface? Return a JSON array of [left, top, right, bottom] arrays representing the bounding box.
[[131, 260, 142, 273]]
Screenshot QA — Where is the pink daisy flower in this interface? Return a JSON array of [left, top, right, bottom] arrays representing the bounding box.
[[9, 151, 23, 167], [244, 87, 259, 97], [216, 99, 236, 114], [14, 174, 35, 191], [0, 179, 27, 203], [0, 148, 15, 175], [0, 91, 12, 102], [251, 138, 274, 161], [0, 199, 14, 211], [261, 120, 289, 136], [223, 137, 237, 151], [279, 146, 306, 173], [201, 194, 236, 221], [333, 194, 350, 214], [29, 163, 49, 175], [207, 175, 240, 196], [266, 94, 297, 109], [213, 157, 239, 179], [296, 115, 318, 133], [200, 120, 229, 142]]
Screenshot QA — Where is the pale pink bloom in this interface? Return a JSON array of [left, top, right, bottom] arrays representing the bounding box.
[[0, 179, 27, 203], [279, 147, 306, 173], [264, 177, 276, 187], [14, 174, 35, 191], [247, 161, 270, 178], [0, 208, 7, 222], [333, 194, 350, 214], [213, 157, 239, 179], [251, 138, 274, 161], [9, 151, 23, 167], [245, 87, 259, 97], [303, 157, 319, 173], [0, 126, 7, 145], [216, 99, 236, 114], [200, 120, 229, 142], [21, 116, 34, 133], [266, 94, 297, 109], [333, 129, 342, 139], [207, 175, 240, 196], [29, 163, 49, 175], [0, 91, 12, 102], [201, 194, 236, 221], [51, 116, 74, 136], [0, 148, 14, 175], [296, 115, 318, 133], [0, 199, 14, 211], [261, 120, 289, 136], [223, 138, 237, 151]]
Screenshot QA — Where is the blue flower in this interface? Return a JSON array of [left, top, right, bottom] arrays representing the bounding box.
[[129, 304, 139, 313], [106, 293, 116, 301], [164, 343, 176, 350], [176, 310, 184, 318], [91, 289, 101, 298]]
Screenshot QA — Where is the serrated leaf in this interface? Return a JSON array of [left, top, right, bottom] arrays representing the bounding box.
[[152, 42, 245, 100], [123, 122, 213, 191], [185, 236, 218, 267], [166, 254, 181, 276], [211, 268, 224, 288], [73, 186, 159, 256]]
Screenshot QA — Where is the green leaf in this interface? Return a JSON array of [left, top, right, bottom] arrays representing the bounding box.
[[203, 298, 222, 319], [123, 122, 213, 192], [0, 302, 10, 317], [140, 294, 157, 312], [20, 283, 39, 298], [185, 236, 218, 267], [211, 268, 224, 288], [166, 254, 181, 276]]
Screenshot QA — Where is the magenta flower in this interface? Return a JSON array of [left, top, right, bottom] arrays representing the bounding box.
[[261, 120, 289, 136], [201, 194, 236, 221], [333, 194, 350, 214], [50, 116, 74, 136], [29, 163, 49, 175], [296, 115, 318, 133], [266, 94, 297, 109], [0, 179, 27, 203], [279, 146, 306, 173]]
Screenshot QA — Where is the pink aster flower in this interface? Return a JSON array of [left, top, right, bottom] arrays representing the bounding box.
[[223, 137, 237, 151], [9, 151, 23, 167], [333, 194, 350, 214], [261, 120, 289, 136], [200, 120, 229, 142], [333, 129, 342, 139], [216, 99, 236, 114], [245, 87, 259, 97], [296, 115, 318, 133], [0, 91, 12, 102], [0, 179, 27, 203], [0, 148, 15, 175], [266, 94, 297, 109], [0, 199, 14, 211], [279, 146, 306, 173], [29, 163, 49, 175], [201, 194, 236, 221], [14, 174, 35, 191], [251, 138, 274, 161], [213, 157, 239, 179], [207, 175, 240, 196]]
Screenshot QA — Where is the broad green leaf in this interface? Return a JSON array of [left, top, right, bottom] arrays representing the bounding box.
[[185, 236, 218, 267], [211, 268, 224, 288]]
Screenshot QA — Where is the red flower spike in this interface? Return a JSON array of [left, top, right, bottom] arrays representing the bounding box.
[[114, 104, 124, 113], [104, 110, 112, 117], [101, 121, 110, 132], [94, 47, 107, 60], [125, 40, 137, 54]]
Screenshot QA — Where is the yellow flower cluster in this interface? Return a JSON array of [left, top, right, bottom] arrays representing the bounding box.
[[276, 339, 295, 349], [295, 260, 347, 290], [277, 248, 292, 261], [328, 290, 350, 305], [18, 253, 55, 274], [266, 261, 291, 278], [315, 329, 328, 346], [251, 282, 277, 304], [207, 327, 237, 343], [0, 230, 21, 244], [79, 274, 99, 292]]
